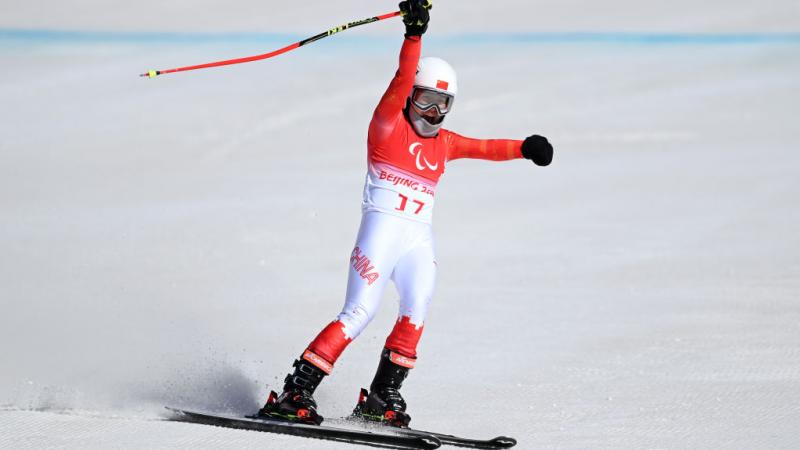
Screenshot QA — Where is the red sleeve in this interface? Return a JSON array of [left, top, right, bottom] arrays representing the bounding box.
[[368, 36, 421, 143], [443, 130, 523, 162]]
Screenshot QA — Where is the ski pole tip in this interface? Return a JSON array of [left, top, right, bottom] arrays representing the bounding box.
[[140, 70, 159, 79]]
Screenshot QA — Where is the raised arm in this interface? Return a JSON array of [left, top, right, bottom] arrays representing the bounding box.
[[445, 132, 554, 166], [369, 1, 431, 143], [370, 36, 422, 130]]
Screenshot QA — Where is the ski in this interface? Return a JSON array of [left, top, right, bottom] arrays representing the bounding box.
[[337, 419, 516, 449], [347, 388, 516, 449], [396, 427, 516, 449], [165, 407, 441, 450]]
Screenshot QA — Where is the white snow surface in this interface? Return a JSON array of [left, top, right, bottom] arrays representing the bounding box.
[[1, 1, 799, 449]]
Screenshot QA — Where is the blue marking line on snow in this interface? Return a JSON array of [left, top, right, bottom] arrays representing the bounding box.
[[1, 28, 800, 45], [448, 32, 800, 45], [0, 29, 297, 44]]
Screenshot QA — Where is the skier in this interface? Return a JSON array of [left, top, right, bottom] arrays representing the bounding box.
[[259, 0, 553, 427]]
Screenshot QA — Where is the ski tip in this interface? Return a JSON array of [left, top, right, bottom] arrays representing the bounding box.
[[490, 436, 518, 447], [163, 406, 193, 419]]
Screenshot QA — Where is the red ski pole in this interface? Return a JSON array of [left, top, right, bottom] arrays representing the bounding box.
[[140, 11, 402, 78]]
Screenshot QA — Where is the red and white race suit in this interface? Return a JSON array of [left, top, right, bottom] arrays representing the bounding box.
[[301, 36, 524, 374]]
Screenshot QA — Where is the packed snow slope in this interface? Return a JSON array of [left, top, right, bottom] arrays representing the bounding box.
[[1, 1, 799, 449]]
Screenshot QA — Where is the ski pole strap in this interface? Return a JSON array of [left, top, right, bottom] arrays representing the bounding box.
[[140, 11, 402, 78]]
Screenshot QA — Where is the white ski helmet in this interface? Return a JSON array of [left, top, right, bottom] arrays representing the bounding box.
[[408, 57, 458, 137]]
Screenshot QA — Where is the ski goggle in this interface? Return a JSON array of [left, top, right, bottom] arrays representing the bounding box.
[[411, 87, 454, 115]]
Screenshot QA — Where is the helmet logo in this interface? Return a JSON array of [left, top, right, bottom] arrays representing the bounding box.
[[436, 80, 449, 90], [409, 143, 438, 171]]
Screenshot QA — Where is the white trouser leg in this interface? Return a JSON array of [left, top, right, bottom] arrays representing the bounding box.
[[338, 212, 410, 339], [307, 211, 436, 367], [391, 242, 437, 327]]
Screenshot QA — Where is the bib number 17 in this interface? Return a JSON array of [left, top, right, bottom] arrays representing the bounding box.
[[396, 193, 425, 215]]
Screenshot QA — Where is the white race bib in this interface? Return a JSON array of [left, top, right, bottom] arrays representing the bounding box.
[[362, 163, 437, 223]]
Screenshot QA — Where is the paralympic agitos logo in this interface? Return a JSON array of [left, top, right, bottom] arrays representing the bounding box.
[[408, 143, 438, 171]]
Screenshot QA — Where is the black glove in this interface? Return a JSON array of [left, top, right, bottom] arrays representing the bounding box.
[[399, 0, 432, 37], [521, 135, 553, 166]]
